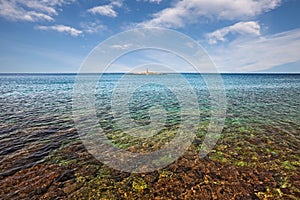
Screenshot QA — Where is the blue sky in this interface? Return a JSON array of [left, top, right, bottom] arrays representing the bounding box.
[[0, 0, 299, 73]]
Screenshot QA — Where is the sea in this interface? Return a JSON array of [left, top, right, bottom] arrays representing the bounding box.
[[0, 73, 299, 199]]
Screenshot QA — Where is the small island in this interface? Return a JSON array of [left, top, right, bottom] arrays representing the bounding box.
[[131, 68, 165, 75]]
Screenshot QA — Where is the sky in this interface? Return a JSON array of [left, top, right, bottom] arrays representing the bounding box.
[[0, 0, 300, 73]]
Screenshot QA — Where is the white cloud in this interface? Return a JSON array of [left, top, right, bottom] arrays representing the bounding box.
[[110, 0, 123, 7], [37, 25, 82, 37], [136, 0, 163, 4], [207, 21, 261, 44], [208, 28, 300, 72], [110, 44, 133, 49], [147, 0, 163, 4], [80, 21, 106, 34], [138, 0, 281, 28], [88, 0, 123, 17], [18, 1, 58, 15], [0, 0, 74, 22], [88, 5, 117, 17]]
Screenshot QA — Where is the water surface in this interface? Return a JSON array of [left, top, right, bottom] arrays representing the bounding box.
[[0, 73, 299, 199]]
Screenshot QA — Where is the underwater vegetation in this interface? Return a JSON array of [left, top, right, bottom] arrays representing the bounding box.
[[1, 119, 299, 199]]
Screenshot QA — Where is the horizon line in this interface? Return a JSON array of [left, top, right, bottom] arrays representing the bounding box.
[[0, 72, 300, 75]]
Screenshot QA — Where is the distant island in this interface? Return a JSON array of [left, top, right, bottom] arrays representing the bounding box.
[[131, 68, 165, 75]]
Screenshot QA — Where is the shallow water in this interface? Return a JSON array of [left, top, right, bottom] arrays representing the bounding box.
[[0, 73, 299, 199]]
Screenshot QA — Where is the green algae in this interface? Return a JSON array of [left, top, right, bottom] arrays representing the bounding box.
[[152, 154, 174, 166], [282, 161, 296, 170], [57, 159, 77, 167], [115, 143, 132, 149], [46, 152, 76, 167], [209, 151, 228, 163], [159, 169, 173, 178], [132, 177, 148, 191], [235, 161, 246, 167], [75, 174, 87, 184]]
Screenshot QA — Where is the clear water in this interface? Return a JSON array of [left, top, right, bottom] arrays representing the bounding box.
[[0, 74, 299, 199]]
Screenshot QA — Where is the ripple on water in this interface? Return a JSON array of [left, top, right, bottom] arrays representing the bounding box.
[[0, 74, 299, 199]]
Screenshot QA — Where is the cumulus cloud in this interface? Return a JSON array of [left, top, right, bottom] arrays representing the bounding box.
[[37, 25, 82, 37], [88, 0, 123, 17], [138, 0, 281, 28], [0, 0, 74, 22], [207, 21, 261, 44], [208, 28, 300, 72]]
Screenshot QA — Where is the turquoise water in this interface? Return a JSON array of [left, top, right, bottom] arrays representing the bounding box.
[[0, 74, 299, 199]]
